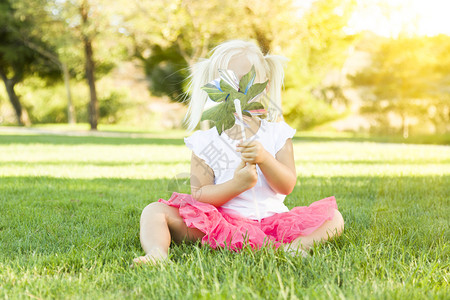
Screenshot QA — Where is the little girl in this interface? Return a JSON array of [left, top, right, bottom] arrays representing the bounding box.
[[133, 40, 344, 265]]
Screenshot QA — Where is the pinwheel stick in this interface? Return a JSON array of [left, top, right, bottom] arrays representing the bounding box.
[[234, 99, 261, 222]]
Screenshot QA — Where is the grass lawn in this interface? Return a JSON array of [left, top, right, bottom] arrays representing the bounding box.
[[0, 130, 448, 299]]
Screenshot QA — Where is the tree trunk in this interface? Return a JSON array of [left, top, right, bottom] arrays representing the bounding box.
[[253, 26, 271, 55], [84, 38, 98, 130], [0, 69, 31, 126], [81, 0, 98, 131], [3, 79, 22, 125], [62, 63, 76, 124]]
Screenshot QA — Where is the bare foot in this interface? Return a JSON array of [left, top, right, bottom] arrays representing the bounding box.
[[131, 248, 168, 268], [284, 244, 309, 258], [131, 255, 158, 267], [286, 248, 309, 258]]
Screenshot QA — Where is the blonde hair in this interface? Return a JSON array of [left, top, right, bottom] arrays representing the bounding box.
[[184, 40, 287, 131]]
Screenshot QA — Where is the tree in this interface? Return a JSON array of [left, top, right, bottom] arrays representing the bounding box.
[[79, 0, 99, 130], [0, 0, 58, 125], [282, 0, 357, 129], [122, 0, 301, 102], [45, 0, 121, 130], [11, 0, 77, 124], [2, 0, 130, 128], [123, 0, 241, 101], [349, 35, 450, 136]]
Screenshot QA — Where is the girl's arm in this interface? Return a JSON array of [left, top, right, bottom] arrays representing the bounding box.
[[190, 153, 257, 207], [237, 139, 297, 195]]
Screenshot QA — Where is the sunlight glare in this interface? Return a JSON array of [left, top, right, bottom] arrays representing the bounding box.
[[345, 0, 450, 37]]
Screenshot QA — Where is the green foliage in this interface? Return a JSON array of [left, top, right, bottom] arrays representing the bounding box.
[[0, 1, 59, 78], [13, 77, 81, 124], [349, 35, 450, 135], [0, 132, 448, 298], [1, 0, 358, 128], [0, 0, 61, 125], [3, 0, 448, 136], [283, 89, 343, 129], [124, 0, 304, 100], [5, 76, 131, 125], [0, 1, 33, 78], [123, 0, 232, 101], [282, 0, 357, 130], [0, 0, 61, 81], [141, 44, 189, 102], [43, 0, 125, 80], [98, 91, 128, 124]]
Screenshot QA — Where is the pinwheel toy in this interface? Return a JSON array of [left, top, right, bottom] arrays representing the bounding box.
[[200, 66, 268, 135], [201, 66, 267, 221]]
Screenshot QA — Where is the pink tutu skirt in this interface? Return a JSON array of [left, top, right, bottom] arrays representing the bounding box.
[[159, 192, 338, 251]]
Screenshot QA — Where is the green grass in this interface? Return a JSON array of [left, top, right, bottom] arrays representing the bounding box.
[[0, 131, 448, 299], [3, 123, 449, 145]]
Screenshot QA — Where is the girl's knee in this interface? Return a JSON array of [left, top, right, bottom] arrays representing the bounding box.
[[332, 209, 344, 235], [141, 202, 169, 219]]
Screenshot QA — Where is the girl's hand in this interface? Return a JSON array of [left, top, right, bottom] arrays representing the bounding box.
[[233, 160, 258, 190], [236, 140, 268, 164]]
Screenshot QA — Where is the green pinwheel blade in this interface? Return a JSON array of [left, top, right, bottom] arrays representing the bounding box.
[[244, 101, 265, 111], [244, 80, 268, 102], [242, 111, 252, 118], [220, 79, 237, 94], [239, 65, 256, 94], [201, 83, 227, 102], [242, 101, 267, 119], [201, 103, 225, 122], [201, 101, 236, 134]]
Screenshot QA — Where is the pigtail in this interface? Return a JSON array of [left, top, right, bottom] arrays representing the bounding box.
[[264, 55, 288, 122], [183, 59, 212, 131]]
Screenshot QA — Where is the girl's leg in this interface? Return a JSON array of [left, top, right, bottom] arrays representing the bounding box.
[[133, 202, 205, 265], [285, 209, 344, 255]]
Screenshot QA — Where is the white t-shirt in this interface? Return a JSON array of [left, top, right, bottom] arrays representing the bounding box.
[[184, 119, 297, 220]]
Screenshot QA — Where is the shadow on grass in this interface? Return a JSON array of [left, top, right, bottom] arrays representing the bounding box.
[[0, 160, 189, 167], [296, 159, 450, 165], [0, 174, 447, 260], [1, 132, 449, 146], [292, 134, 450, 145], [1, 158, 448, 167], [0, 134, 185, 146]]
